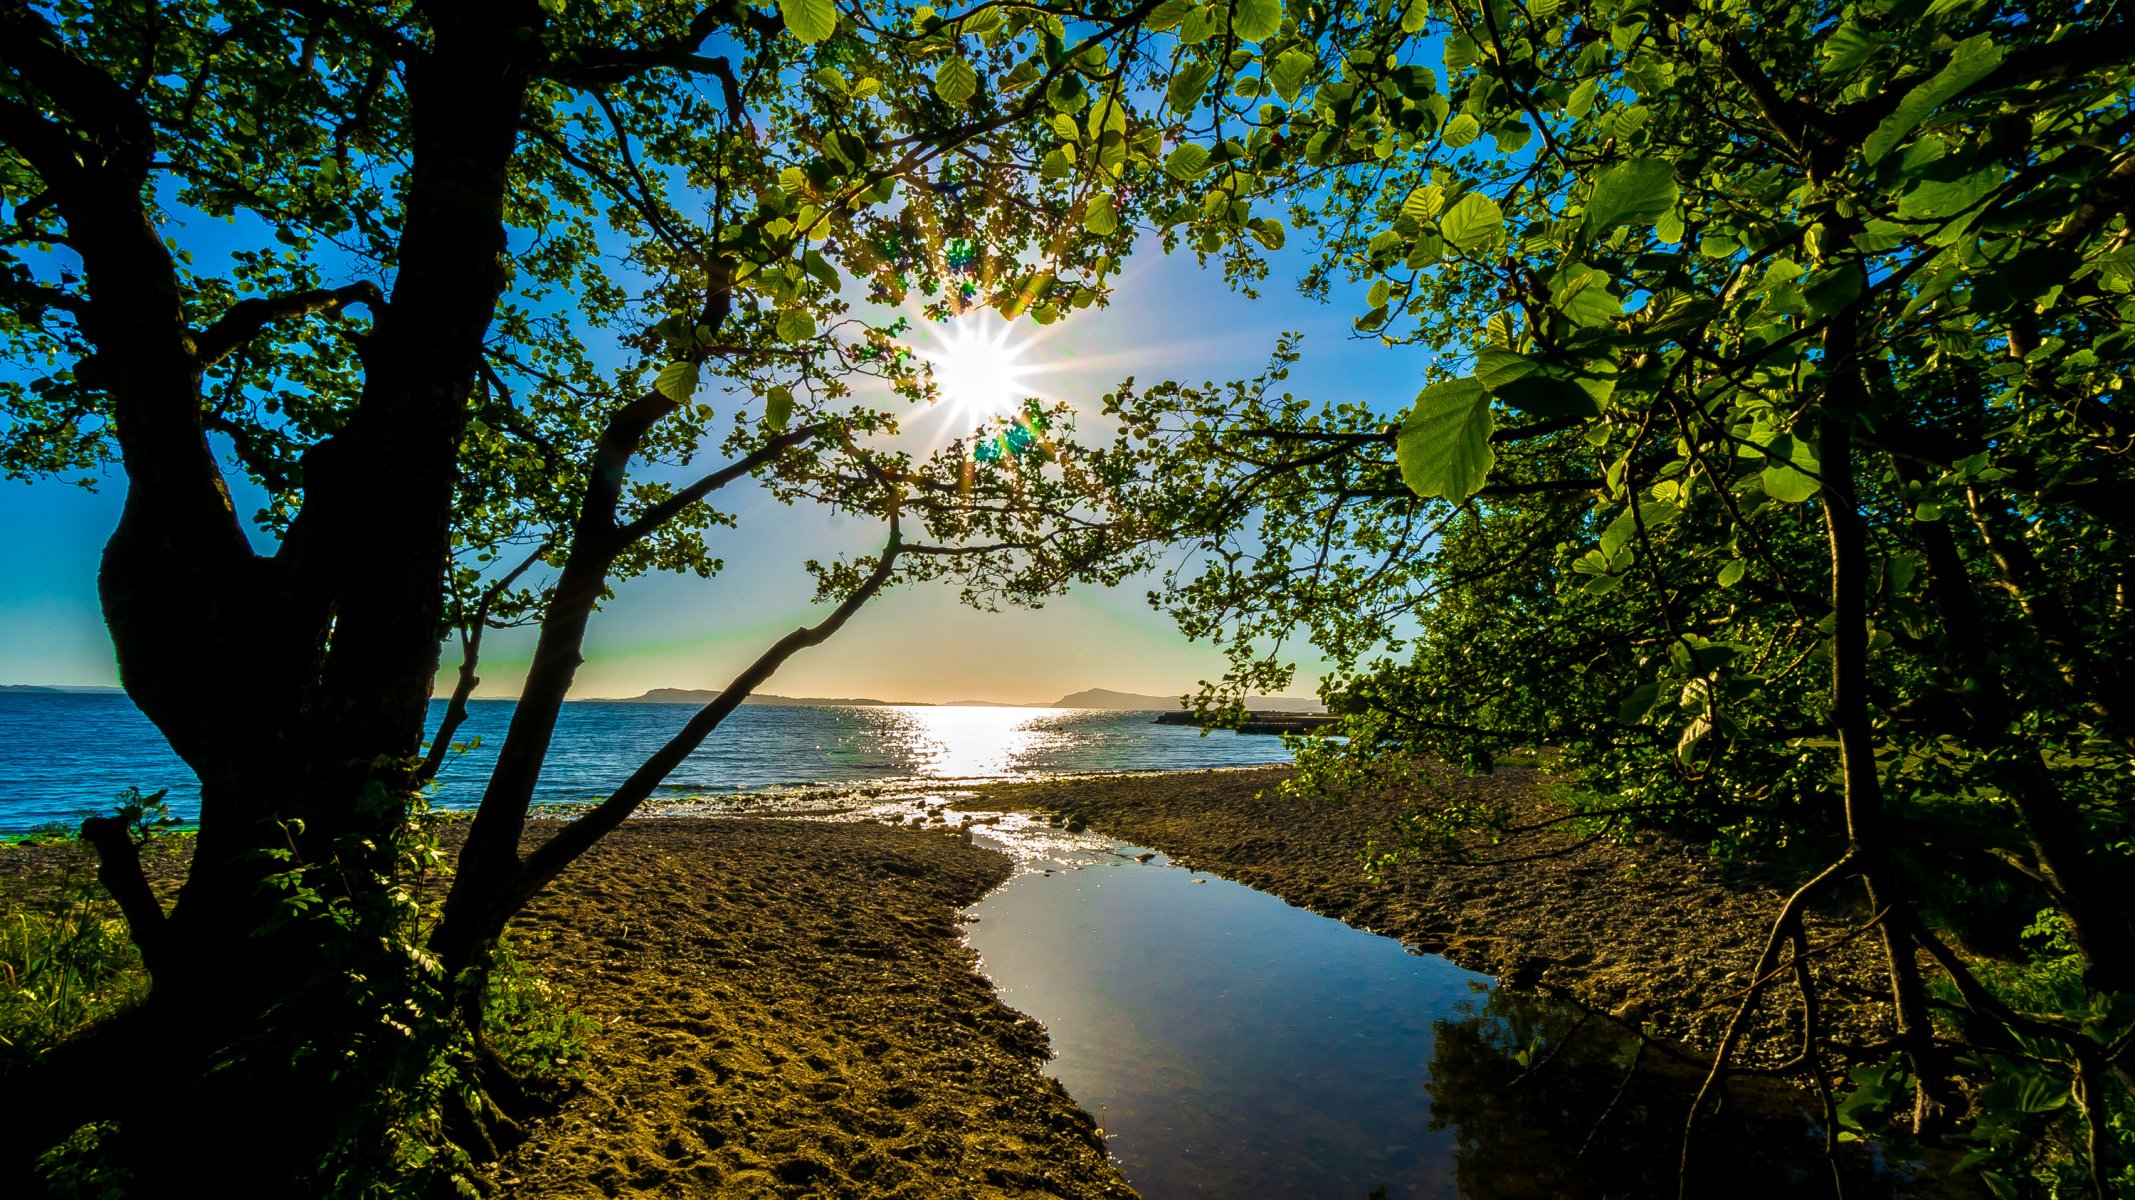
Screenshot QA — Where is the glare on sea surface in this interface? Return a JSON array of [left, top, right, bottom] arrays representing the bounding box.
[[918, 312, 1040, 420], [882, 705, 1059, 779]]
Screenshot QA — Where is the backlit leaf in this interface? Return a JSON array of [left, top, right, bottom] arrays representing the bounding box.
[[934, 57, 979, 105], [1397, 377, 1495, 499], [776, 0, 838, 44], [1231, 0, 1281, 42], [1585, 159, 1677, 237], [1440, 191, 1504, 252], [654, 361, 699, 403], [1863, 35, 2001, 165], [776, 309, 817, 343]]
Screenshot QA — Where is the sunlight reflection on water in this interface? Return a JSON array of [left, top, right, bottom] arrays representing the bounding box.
[[0, 694, 1296, 828], [854, 704, 1066, 780]]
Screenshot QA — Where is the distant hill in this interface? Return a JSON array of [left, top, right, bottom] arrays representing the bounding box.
[[1, 684, 127, 694], [587, 686, 1321, 711], [1049, 688, 1322, 712], [603, 688, 915, 707]]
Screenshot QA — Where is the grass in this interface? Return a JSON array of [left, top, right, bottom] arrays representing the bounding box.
[[0, 852, 151, 1069]]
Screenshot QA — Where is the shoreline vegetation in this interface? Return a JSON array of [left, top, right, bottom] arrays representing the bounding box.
[[7, 762, 1964, 1196]]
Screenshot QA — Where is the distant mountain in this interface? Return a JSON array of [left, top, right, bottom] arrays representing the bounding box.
[[589, 686, 1320, 711], [1049, 688, 1322, 712], [603, 688, 916, 707], [1, 684, 127, 694]]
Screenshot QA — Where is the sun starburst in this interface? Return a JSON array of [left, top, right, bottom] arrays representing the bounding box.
[[919, 314, 1039, 420]]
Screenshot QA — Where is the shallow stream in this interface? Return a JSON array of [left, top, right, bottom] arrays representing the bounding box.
[[965, 838, 1487, 1199], [774, 788, 1907, 1198]]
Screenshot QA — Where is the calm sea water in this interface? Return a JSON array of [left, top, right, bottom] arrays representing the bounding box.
[[0, 692, 1291, 831]]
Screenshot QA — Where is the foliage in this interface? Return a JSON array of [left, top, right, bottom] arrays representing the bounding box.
[[481, 934, 597, 1081], [1094, 0, 2135, 1190], [0, 854, 149, 1070]]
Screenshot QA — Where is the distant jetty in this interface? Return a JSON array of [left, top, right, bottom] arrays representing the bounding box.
[[1153, 711, 1338, 736]]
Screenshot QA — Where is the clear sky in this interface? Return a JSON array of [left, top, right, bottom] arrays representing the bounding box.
[[0, 236, 1431, 704]]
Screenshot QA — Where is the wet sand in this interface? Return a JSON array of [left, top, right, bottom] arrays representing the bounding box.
[[495, 818, 1134, 1199]]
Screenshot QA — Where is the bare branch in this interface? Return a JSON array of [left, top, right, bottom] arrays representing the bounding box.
[[501, 518, 904, 917], [192, 281, 385, 367], [417, 540, 552, 786]]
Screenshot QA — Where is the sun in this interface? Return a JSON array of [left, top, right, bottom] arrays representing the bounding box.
[[920, 313, 1039, 419]]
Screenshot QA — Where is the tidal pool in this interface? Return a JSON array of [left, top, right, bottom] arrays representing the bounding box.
[[965, 842, 1542, 1200]]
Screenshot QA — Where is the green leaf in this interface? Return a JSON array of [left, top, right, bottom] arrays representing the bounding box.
[[1567, 78, 1596, 117], [1618, 681, 1661, 723], [1442, 112, 1480, 148], [1760, 434, 1822, 502], [1087, 96, 1128, 141], [1802, 265, 1865, 318], [1552, 263, 1623, 326], [1145, 0, 1196, 30], [764, 386, 795, 431], [934, 57, 979, 105], [1268, 49, 1314, 104], [1231, 0, 1282, 42], [1401, 184, 1446, 222], [654, 361, 699, 403], [1397, 377, 1496, 499], [1040, 148, 1072, 180], [1718, 559, 1746, 587], [1495, 372, 1600, 419], [1821, 23, 1884, 79], [1473, 348, 1538, 392], [1168, 61, 1216, 114], [1585, 159, 1677, 238], [1444, 34, 1477, 70], [1249, 218, 1286, 250], [776, 0, 838, 44], [1084, 192, 1120, 235], [776, 309, 818, 343], [1440, 191, 1503, 252], [1863, 35, 2002, 165], [1400, 0, 1427, 33], [802, 249, 840, 288], [1164, 143, 1212, 180]]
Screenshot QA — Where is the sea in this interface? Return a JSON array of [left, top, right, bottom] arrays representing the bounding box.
[[0, 692, 1294, 832]]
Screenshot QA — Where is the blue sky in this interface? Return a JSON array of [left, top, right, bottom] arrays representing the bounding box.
[[1, 231, 1431, 703]]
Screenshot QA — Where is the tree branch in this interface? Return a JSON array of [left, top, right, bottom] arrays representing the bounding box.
[[612, 423, 823, 547], [192, 281, 384, 367], [417, 540, 551, 786], [466, 518, 905, 952], [78, 814, 171, 978]]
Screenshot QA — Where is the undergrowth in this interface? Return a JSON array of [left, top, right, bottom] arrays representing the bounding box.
[[0, 850, 151, 1070], [10, 795, 596, 1198]]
